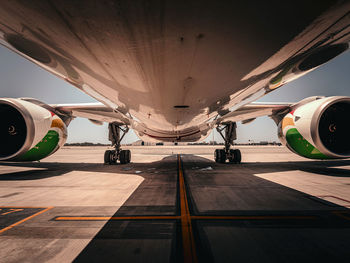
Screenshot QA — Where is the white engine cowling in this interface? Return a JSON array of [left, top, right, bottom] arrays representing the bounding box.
[[278, 96, 350, 159], [0, 98, 67, 161]]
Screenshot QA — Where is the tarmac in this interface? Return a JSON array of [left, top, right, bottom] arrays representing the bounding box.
[[1, 145, 350, 262]]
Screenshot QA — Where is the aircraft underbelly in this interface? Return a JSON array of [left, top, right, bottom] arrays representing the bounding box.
[[0, 1, 344, 131]]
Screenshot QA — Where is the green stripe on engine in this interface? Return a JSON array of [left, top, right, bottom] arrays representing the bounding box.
[[18, 130, 59, 161], [286, 128, 328, 159]]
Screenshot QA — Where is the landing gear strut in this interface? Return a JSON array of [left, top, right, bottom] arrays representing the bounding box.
[[104, 122, 131, 164], [214, 122, 241, 164]]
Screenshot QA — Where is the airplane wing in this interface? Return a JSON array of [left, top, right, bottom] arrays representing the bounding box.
[[53, 101, 291, 127], [51, 99, 296, 131], [52, 103, 131, 125]]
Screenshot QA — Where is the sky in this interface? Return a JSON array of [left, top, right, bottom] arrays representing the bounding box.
[[0, 45, 349, 144]]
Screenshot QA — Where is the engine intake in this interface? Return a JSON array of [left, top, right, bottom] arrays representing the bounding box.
[[318, 101, 350, 156], [0, 103, 27, 158], [278, 96, 350, 159], [0, 98, 67, 161]]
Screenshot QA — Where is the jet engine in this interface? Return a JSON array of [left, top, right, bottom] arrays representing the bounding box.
[[0, 98, 67, 161], [278, 96, 350, 159]]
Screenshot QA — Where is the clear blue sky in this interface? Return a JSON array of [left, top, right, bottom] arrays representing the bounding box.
[[0, 45, 349, 144]]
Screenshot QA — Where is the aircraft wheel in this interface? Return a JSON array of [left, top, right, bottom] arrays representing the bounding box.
[[104, 150, 111, 164], [120, 150, 131, 164], [214, 149, 220, 162], [233, 149, 241, 164], [125, 149, 131, 163], [104, 150, 116, 164], [214, 149, 226, 163]]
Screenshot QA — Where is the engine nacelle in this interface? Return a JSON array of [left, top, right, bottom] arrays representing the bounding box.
[[278, 96, 350, 159], [0, 98, 67, 161]]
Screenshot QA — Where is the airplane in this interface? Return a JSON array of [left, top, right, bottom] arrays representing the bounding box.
[[0, 1, 349, 165]]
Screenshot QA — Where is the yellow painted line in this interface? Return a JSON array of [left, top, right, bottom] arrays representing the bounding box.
[[191, 215, 316, 220], [0, 206, 50, 208], [0, 206, 54, 234], [178, 155, 198, 263], [55, 216, 179, 221]]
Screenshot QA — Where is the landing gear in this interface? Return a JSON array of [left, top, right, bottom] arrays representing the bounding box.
[[104, 122, 131, 164], [214, 122, 241, 164]]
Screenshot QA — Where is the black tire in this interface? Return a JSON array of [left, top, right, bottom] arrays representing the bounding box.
[[219, 149, 227, 163], [233, 149, 241, 164], [125, 149, 131, 163], [214, 149, 220, 162], [214, 149, 226, 163], [119, 150, 131, 164], [104, 150, 117, 164], [104, 150, 111, 164]]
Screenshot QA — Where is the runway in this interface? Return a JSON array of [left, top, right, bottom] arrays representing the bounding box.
[[1, 146, 350, 262]]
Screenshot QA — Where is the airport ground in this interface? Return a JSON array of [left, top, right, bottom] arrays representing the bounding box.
[[1, 146, 350, 262]]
